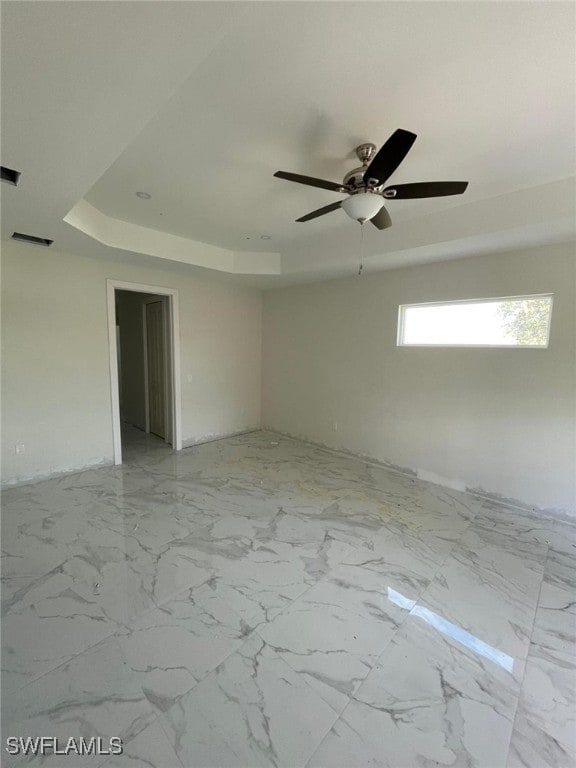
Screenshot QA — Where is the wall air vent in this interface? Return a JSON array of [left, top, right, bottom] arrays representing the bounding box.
[[1, 166, 21, 186], [11, 232, 53, 247]]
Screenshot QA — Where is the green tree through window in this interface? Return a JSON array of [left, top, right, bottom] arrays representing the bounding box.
[[497, 297, 551, 345]]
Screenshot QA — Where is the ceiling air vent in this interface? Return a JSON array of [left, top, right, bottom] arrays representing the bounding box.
[[1, 166, 21, 186], [11, 232, 53, 247]]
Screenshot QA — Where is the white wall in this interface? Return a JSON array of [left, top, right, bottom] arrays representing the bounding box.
[[262, 242, 576, 514], [3, 239, 575, 513], [1, 241, 262, 484]]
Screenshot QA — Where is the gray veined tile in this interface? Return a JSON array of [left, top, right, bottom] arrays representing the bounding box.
[[333, 485, 476, 566], [303, 534, 355, 579], [118, 582, 253, 712], [310, 497, 387, 531], [201, 511, 280, 541], [542, 543, 576, 606], [544, 542, 576, 585], [3, 428, 573, 768], [309, 688, 512, 768], [100, 719, 184, 768], [524, 531, 576, 662], [507, 721, 576, 768], [457, 519, 549, 575], [472, 499, 557, 546], [306, 702, 397, 768], [1, 574, 39, 613], [208, 572, 309, 628], [144, 539, 216, 607], [4, 635, 156, 768], [207, 535, 348, 628], [258, 564, 410, 714], [59, 549, 158, 628], [1, 477, 106, 518], [87, 499, 199, 553], [507, 648, 576, 768], [530, 574, 576, 662], [57, 518, 220, 626], [309, 614, 520, 768], [365, 464, 482, 523], [340, 524, 450, 595], [160, 633, 338, 768], [1, 501, 92, 578], [1, 568, 118, 697], [416, 524, 547, 665], [251, 503, 376, 551], [550, 518, 576, 555]]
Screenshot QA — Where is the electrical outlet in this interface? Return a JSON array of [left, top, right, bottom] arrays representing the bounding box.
[[332, 422, 339, 432], [15, 443, 25, 455]]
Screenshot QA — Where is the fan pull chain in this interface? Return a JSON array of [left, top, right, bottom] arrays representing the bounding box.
[[358, 221, 364, 275]]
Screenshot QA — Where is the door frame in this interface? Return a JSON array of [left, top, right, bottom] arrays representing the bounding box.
[[106, 279, 182, 464]]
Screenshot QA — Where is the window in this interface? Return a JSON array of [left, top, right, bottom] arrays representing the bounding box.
[[397, 294, 553, 348]]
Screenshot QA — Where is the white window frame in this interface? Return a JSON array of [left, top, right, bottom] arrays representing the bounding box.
[[397, 293, 553, 349]]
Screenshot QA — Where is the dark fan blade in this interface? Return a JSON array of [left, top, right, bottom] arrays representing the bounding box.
[[371, 206, 392, 230], [274, 171, 345, 193], [296, 201, 343, 222], [383, 181, 468, 199], [363, 129, 417, 186]]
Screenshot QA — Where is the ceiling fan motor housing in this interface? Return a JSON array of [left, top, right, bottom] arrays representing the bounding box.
[[343, 143, 382, 189], [343, 167, 368, 189]]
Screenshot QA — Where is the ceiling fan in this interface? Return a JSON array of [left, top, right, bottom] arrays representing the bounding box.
[[274, 129, 468, 230]]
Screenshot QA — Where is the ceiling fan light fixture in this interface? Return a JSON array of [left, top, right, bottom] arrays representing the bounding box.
[[341, 192, 384, 223]]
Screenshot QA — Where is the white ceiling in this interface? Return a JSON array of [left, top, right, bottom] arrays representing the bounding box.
[[2, 1, 575, 287]]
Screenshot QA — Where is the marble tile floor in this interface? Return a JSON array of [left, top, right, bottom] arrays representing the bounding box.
[[1, 427, 575, 768]]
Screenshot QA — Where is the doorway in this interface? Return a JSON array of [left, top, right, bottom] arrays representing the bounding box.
[[143, 297, 170, 441], [107, 280, 182, 464]]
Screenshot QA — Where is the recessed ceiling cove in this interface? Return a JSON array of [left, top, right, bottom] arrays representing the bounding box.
[[2, 1, 575, 284]]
